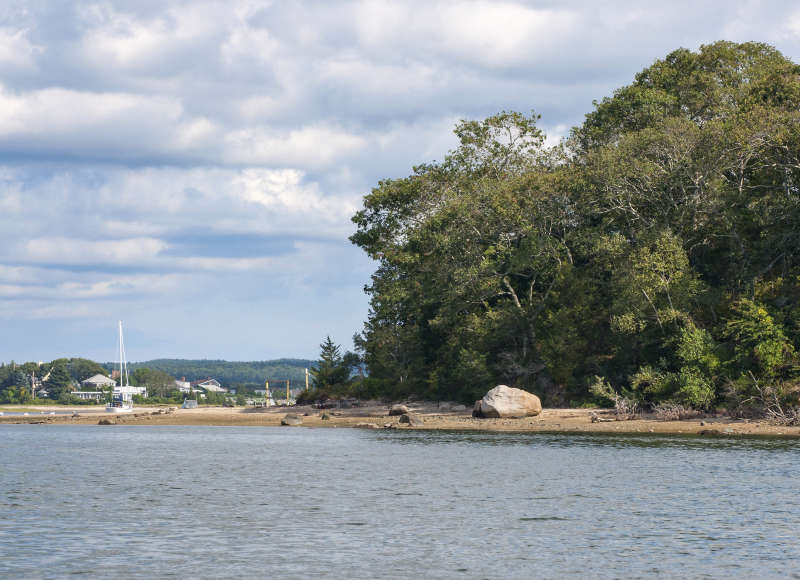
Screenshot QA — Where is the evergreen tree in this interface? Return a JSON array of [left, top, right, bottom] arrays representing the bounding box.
[[45, 362, 74, 400], [310, 336, 351, 392]]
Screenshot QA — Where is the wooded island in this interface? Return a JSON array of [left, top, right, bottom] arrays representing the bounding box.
[[346, 42, 800, 422]]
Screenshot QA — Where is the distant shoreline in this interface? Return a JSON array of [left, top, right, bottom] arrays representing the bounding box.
[[1, 404, 798, 437]]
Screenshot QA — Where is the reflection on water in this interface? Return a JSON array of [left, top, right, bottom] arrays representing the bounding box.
[[380, 428, 800, 452], [1, 425, 798, 579]]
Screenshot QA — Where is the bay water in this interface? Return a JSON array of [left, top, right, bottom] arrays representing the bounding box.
[[1, 425, 798, 579]]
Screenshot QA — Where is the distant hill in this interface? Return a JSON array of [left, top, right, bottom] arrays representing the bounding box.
[[103, 358, 316, 386]]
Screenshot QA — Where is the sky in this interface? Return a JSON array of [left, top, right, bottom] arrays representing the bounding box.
[[1, 0, 799, 363]]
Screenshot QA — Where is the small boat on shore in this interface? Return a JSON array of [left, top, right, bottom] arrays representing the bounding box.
[[106, 321, 134, 414]]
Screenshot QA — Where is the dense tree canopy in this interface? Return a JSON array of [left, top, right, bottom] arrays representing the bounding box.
[[351, 42, 800, 413], [0, 363, 32, 404], [130, 368, 177, 397]]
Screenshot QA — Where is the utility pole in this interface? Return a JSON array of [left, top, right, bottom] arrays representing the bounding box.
[[305, 368, 309, 391], [286, 380, 290, 405], [265, 380, 271, 407]]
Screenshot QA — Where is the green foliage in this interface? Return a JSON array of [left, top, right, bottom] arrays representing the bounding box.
[[723, 299, 794, 378], [351, 41, 800, 413], [310, 336, 357, 395], [675, 366, 715, 410], [64, 358, 108, 382], [131, 367, 177, 397], [44, 362, 74, 400]]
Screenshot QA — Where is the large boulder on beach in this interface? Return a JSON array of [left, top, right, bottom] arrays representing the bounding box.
[[281, 413, 303, 426], [388, 404, 409, 416], [479, 385, 542, 418]]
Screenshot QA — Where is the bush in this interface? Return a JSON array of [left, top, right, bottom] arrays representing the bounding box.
[[588, 376, 639, 419], [296, 388, 327, 405], [653, 402, 704, 421], [725, 373, 800, 424]]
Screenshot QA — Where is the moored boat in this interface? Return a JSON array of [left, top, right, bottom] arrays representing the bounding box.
[[106, 321, 134, 414]]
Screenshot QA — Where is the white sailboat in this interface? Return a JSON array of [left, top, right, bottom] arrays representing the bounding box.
[[106, 321, 134, 413]]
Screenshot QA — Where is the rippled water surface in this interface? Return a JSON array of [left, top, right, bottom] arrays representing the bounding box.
[[1, 425, 799, 579]]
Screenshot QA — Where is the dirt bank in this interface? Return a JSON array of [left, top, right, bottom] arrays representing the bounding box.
[[1, 404, 798, 437]]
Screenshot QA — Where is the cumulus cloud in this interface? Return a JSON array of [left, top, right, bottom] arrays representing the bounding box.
[[0, 27, 42, 72], [20, 237, 168, 266]]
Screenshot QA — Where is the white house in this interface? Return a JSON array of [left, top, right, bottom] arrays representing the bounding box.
[[72, 391, 105, 401], [190, 378, 226, 393], [81, 374, 116, 389], [175, 377, 192, 393]]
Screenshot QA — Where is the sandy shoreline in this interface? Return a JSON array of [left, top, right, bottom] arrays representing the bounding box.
[[1, 403, 799, 437]]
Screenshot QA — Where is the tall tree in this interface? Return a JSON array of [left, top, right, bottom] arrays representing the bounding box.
[[45, 362, 74, 400], [310, 336, 351, 392]]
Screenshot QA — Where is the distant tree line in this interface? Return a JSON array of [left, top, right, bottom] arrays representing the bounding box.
[[115, 358, 315, 385], [1, 356, 317, 405], [349, 42, 800, 419]]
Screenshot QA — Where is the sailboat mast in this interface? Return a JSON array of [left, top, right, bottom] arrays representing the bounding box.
[[118, 320, 129, 387]]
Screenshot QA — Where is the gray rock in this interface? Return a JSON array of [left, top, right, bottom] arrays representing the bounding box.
[[451, 404, 467, 412], [479, 385, 542, 418], [388, 404, 409, 416], [281, 413, 303, 426], [472, 400, 484, 418], [98, 418, 115, 425], [398, 413, 423, 427], [354, 422, 379, 429]]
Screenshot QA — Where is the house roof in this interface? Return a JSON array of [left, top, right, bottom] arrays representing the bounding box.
[[81, 374, 116, 385], [190, 377, 221, 387]]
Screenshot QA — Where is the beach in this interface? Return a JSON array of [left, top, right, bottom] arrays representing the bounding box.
[[1, 403, 798, 436]]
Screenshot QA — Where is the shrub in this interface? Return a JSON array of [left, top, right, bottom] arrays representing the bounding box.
[[588, 376, 639, 419]]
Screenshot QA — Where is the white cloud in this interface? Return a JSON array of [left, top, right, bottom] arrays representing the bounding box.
[[0, 301, 99, 320], [232, 168, 358, 217], [0, 264, 69, 284], [0, 273, 186, 300], [20, 237, 168, 265], [0, 164, 363, 241], [0, 82, 368, 167], [789, 11, 800, 36], [222, 124, 368, 167], [76, 4, 224, 74], [56, 273, 187, 298], [0, 27, 42, 71], [351, 1, 589, 70]]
